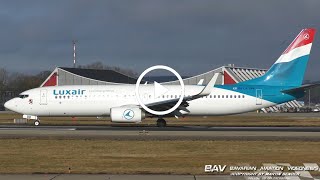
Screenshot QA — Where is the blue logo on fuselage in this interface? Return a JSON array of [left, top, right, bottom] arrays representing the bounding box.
[[53, 89, 86, 96]]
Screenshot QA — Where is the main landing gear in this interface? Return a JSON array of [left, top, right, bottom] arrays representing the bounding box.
[[156, 118, 167, 127]]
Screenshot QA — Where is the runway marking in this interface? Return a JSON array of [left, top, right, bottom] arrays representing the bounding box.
[[1, 126, 320, 132], [0, 128, 76, 131]]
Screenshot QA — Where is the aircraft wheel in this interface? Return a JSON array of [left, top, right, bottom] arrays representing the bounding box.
[[34, 120, 40, 126], [157, 118, 167, 127]]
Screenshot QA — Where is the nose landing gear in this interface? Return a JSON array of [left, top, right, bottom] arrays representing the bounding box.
[[22, 115, 40, 126], [34, 120, 40, 126]]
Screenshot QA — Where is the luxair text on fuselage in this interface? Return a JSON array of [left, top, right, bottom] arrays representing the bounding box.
[[53, 89, 86, 96]]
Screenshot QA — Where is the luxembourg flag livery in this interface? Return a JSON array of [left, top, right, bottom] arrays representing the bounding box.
[[242, 28, 316, 87]]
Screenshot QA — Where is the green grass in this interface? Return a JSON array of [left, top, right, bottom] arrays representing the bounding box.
[[0, 139, 319, 174]]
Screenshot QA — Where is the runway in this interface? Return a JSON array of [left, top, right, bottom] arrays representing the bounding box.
[[1, 125, 320, 141], [2, 125, 320, 131]]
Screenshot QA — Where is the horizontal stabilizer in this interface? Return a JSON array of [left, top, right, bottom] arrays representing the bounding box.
[[282, 83, 320, 94]]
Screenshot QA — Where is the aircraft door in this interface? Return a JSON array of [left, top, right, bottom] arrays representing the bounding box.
[[256, 89, 262, 105], [40, 90, 48, 105]]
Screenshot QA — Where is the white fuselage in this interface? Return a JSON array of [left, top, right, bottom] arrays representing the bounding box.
[[5, 84, 275, 117]]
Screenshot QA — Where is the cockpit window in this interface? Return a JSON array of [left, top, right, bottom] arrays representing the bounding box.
[[19, 94, 29, 99]]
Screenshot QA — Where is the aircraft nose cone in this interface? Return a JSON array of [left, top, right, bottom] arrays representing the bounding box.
[[4, 100, 13, 111]]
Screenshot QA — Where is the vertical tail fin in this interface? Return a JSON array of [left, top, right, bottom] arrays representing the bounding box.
[[241, 28, 316, 87]]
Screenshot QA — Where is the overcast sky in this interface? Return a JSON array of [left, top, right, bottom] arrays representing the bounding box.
[[0, 0, 320, 80]]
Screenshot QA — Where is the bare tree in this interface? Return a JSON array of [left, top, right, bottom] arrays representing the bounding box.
[[78, 62, 104, 70], [79, 61, 138, 77], [0, 68, 8, 92], [6, 71, 51, 93]]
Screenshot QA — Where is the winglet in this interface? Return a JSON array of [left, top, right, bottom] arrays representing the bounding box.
[[198, 73, 219, 96], [197, 79, 204, 85]]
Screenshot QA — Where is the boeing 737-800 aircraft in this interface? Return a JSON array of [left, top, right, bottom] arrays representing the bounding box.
[[4, 28, 318, 127]]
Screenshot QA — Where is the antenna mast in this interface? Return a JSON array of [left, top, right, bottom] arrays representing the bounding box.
[[73, 40, 77, 68]]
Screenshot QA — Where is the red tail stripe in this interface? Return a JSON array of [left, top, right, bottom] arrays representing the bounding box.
[[282, 28, 316, 55]]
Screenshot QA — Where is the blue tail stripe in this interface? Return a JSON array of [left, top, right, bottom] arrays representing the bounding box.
[[239, 55, 309, 87]]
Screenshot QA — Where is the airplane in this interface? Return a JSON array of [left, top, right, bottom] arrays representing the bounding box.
[[4, 28, 318, 127]]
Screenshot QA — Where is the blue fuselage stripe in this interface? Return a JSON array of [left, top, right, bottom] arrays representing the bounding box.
[[215, 85, 304, 104], [239, 55, 309, 87]]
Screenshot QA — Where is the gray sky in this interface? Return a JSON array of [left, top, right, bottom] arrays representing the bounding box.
[[0, 0, 320, 80]]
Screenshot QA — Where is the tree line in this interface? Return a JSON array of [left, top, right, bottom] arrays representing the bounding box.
[[0, 68, 51, 96], [0, 62, 138, 97]]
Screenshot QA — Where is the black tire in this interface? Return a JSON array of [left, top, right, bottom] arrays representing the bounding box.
[[157, 119, 167, 127]]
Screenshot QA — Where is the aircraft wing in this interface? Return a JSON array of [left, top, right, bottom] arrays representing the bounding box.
[[142, 73, 219, 111]]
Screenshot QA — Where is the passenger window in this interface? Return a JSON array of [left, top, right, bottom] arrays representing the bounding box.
[[214, 95, 216, 98], [222, 95, 224, 98], [234, 95, 236, 98], [242, 95, 245, 98], [218, 95, 220, 98], [226, 95, 228, 98]]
